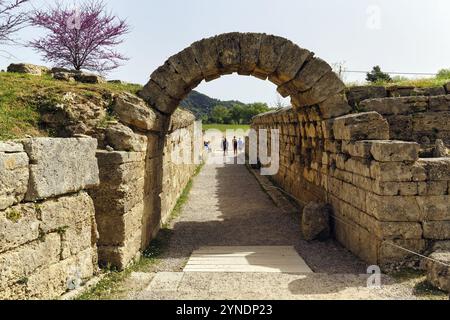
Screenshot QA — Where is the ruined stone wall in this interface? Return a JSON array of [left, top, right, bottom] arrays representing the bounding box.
[[347, 85, 450, 147], [252, 89, 450, 265], [0, 138, 99, 299]]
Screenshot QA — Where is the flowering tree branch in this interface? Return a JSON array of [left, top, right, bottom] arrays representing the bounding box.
[[0, 0, 29, 45]]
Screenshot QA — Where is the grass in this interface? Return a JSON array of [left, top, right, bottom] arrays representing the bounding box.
[[0, 72, 142, 140], [76, 163, 204, 300], [202, 123, 250, 133], [346, 75, 450, 88]]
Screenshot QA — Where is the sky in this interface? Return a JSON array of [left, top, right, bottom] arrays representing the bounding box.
[[1, 0, 450, 105]]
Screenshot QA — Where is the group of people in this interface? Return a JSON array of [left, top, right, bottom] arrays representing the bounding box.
[[204, 137, 245, 156], [222, 136, 244, 156]]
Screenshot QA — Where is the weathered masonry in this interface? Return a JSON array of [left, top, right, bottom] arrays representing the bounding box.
[[1, 32, 450, 298], [252, 85, 450, 265]]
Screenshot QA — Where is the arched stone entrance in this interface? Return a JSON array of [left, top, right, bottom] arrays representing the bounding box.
[[138, 32, 346, 115]]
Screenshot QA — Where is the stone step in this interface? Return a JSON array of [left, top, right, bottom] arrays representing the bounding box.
[[137, 271, 416, 300], [184, 246, 312, 273]]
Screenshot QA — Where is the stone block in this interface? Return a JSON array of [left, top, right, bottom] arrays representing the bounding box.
[[301, 202, 330, 241], [150, 62, 188, 100], [360, 96, 427, 115], [370, 161, 426, 182], [191, 37, 221, 80], [333, 112, 390, 141], [413, 112, 450, 132], [105, 123, 148, 152], [369, 140, 420, 162], [425, 250, 450, 293], [39, 192, 95, 233], [60, 219, 94, 260], [0, 233, 60, 289], [0, 142, 23, 153], [318, 94, 352, 119], [21, 138, 99, 201], [418, 158, 450, 181], [238, 33, 264, 75], [0, 151, 29, 210], [113, 93, 165, 131], [292, 72, 346, 107], [346, 86, 387, 107], [138, 80, 179, 114], [215, 32, 241, 73], [342, 141, 372, 158], [253, 35, 287, 79], [7, 63, 49, 76], [378, 239, 427, 264], [416, 196, 450, 221], [288, 57, 331, 92], [423, 221, 450, 240], [98, 231, 142, 270], [167, 47, 203, 87], [417, 181, 448, 196], [0, 204, 39, 253], [445, 83, 450, 94], [429, 95, 450, 112], [366, 193, 421, 221], [270, 42, 310, 85]]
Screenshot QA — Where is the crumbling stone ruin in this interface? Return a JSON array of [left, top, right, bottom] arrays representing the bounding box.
[[1, 32, 449, 298]]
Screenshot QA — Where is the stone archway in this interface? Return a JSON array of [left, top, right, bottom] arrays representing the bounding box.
[[138, 32, 346, 115]]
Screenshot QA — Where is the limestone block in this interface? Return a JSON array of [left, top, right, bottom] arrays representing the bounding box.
[[150, 62, 188, 100], [21, 138, 99, 201], [423, 222, 450, 240], [238, 33, 264, 75], [418, 158, 450, 181], [253, 35, 287, 79], [138, 80, 179, 114], [369, 140, 420, 162], [191, 37, 221, 80], [301, 202, 330, 241], [0, 142, 24, 153], [39, 192, 95, 233], [105, 123, 148, 152], [98, 231, 141, 270], [215, 32, 241, 73], [366, 193, 421, 221], [96, 150, 145, 166], [346, 86, 387, 107], [418, 181, 448, 196], [60, 219, 93, 260], [370, 161, 426, 182], [288, 57, 332, 92], [0, 151, 29, 210], [429, 95, 450, 112], [292, 72, 346, 107], [7, 63, 49, 76], [375, 221, 423, 240], [113, 93, 165, 131], [0, 204, 39, 253], [413, 112, 450, 132], [360, 97, 427, 116], [378, 239, 427, 264], [333, 112, 390, 141], [385, 115, 413, 141], [342, 141, 372, 158], [168, 47, 203, 87], [425, 250, 450, 293], [26, 248, 95, 299], [0, 233, 60, 289], [96, 202, 144, 246], [416, 196, 450, 221], [318, 94, 352, 119], [270, 42, 310, 85]]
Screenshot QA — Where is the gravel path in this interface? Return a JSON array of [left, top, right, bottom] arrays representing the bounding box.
[[118, 154, 421, 300]]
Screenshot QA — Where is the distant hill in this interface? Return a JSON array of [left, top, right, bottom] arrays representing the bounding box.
[[180, 90, 247, 120]]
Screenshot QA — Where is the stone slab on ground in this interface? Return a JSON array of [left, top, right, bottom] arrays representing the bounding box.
[[183, 246, 312, 273]]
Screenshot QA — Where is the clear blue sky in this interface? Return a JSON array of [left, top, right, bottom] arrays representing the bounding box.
[[2, 0, 450, 105]]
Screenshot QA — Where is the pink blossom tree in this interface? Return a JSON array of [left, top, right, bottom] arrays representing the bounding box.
[[0, 0, 29, 45], [29, 0, 129, 74]]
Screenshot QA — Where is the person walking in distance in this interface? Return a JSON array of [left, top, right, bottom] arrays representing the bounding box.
[[233, 136, 238, 156], [222, 137, 228, 156], [238, 137, 244, 153]]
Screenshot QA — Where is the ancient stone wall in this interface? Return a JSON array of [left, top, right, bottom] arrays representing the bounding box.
[[89, 93, 200, 269], [252, 89, 450, 265], [0, 138, 99, 299], [347, 85, 450, 147]]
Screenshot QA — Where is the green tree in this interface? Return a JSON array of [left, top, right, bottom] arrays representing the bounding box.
[[229, 104, 245, 124], [211, 105, 231, 124], [437, 68, 450, 79], [366, 66, 392, 83]]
